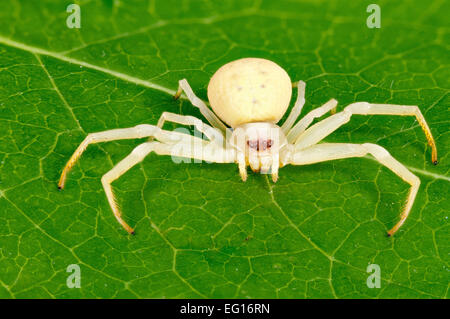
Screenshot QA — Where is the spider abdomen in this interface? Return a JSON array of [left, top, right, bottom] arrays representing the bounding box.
[[207, 58, 292, 128]]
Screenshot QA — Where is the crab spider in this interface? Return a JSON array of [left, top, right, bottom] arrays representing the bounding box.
[[59, 58, 437, 236]]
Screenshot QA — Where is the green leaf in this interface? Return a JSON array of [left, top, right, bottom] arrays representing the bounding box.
[[0, 0, 448, 299]]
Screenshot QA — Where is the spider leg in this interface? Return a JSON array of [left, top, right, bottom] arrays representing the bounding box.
[[294, 102, 437, 164], [174, 79, 229, 134], [101, 140, 235, 234], [281, 81, 306, 133], [58, 124, 197, 189], [156, 111, 224, 144], [101, 142, 161, 234], [287, 142, 420, 236], [286, 98, 338, 143]]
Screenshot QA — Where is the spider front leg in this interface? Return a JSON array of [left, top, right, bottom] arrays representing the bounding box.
[[294, 102, 438, 164], [286, 143, 421, 236], [58, 124, 193, 189], [174, 79, 228, 134], [101, 140, 234, 234]]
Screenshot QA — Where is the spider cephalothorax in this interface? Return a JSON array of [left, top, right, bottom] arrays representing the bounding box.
[[59, 57, 437, 236]]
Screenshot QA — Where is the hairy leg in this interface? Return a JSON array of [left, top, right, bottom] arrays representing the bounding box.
[[174, 79, 228, 134], [288, 142, 420, 236], [294, 102, 437, 164], [281, 81, 306, 133]]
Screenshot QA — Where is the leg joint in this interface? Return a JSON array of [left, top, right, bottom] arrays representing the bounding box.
[[85, 133, 95, 143], [411, 174, 421, 187], [134, 124, 158, 138], [101, 174, 110, 185], [159, 111, 169, 118], [362, 143, 390, 158], [131, 142, 156, 156]]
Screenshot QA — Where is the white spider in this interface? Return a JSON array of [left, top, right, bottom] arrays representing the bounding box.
[[58, 58, 437, 236]]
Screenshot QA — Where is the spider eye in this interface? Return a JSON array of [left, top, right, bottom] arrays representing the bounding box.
[[246, 139, 274, 151], [247, 140, 258, 150], [259, 139, 274, 150]]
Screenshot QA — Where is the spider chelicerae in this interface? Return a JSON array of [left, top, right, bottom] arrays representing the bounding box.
[[58, 58, 437, 236]]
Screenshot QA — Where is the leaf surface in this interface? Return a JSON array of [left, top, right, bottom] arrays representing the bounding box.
[[0, 0, 448, 298]]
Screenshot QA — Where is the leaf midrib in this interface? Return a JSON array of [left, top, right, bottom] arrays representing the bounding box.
[[0, 35, 177, 96]]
